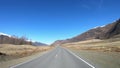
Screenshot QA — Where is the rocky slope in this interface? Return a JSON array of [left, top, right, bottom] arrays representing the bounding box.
[[52, 19, 120, 45]]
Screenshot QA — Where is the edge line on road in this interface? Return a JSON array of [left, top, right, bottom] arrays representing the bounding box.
[[10, 48, 55, 68], [64, 48, 95, 68]]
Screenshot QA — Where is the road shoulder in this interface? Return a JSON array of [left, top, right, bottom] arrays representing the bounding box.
[[66, 48, 120, 68], [0, 51, 50, 68]]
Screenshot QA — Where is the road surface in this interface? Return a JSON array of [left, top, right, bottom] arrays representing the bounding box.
[[10, 46, 95, 68]]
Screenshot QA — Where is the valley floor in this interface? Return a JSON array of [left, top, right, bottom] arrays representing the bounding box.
[[0, 44, 52, 68], [63, 38, 120, 68]]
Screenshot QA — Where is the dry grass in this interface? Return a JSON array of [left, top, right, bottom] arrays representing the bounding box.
[[62, 38, 120, 52], [0, 44, 52, 61], [63, 38, 120, 68]]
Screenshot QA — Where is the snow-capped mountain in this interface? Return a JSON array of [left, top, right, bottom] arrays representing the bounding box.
[[0, 32, 47, 46], [0, 32, 11, 37], [52, 19, 120, 45], [0, 32, 32, 45]]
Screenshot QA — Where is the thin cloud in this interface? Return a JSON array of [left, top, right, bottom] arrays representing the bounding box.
[[77, 0, 92, 9], [75, 0, 104, 10]]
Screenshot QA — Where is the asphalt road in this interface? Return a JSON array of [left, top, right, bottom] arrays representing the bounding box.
[[10, 46, 95, 68]]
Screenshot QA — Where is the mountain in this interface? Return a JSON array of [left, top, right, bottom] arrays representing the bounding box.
[[0, 33, 32, 45], [51, 40, 68, 46], [32, 42, 48, 46], [0, 33, 11, 37], [0, 33, 47, 46], [52, 19, 120, 45]]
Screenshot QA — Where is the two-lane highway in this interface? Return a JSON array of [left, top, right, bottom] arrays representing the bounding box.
[[10, 46, 95, 68]]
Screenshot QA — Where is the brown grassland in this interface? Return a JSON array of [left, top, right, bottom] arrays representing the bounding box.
[[0, 44, 53, 68], [62, 37, 120, 68], [0, 44, 52, 61], [63, 38, 120, 52]]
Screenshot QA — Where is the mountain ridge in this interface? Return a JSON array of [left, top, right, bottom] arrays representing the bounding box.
[[51, 19, 120, 46], [0, 33, 47, 46], [32, 42, 48, 46]]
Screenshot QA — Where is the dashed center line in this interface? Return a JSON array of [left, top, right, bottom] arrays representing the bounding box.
[[55, 54, 58, 58]]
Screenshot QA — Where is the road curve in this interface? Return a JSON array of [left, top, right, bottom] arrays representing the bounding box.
[[10, 46, 95, 68]]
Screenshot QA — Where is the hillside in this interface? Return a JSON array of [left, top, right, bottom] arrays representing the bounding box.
[[52, 19, 120, 45], [32, 42, 48, 46], [0, 33, 32, 45], [0, 33, 47, 46]]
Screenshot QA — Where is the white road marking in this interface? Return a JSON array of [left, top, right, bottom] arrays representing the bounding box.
[[65, 48, 95, 68], [10, 47, 95, 68], [55, 54, 58, 58], [10, 49, 55, 68]]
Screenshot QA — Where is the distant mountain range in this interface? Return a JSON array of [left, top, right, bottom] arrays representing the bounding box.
[[0, 33, 47, 46], [0, 33, 32, 45], [32, 42, 48, 46], [51, 19, 120, 45]]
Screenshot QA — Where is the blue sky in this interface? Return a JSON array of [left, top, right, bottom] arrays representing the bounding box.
[[0, 0, 120, 44]]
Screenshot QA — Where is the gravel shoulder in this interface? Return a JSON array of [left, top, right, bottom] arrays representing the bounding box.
[[68, 48, 120, 68], [0, 50, 51, 68]]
